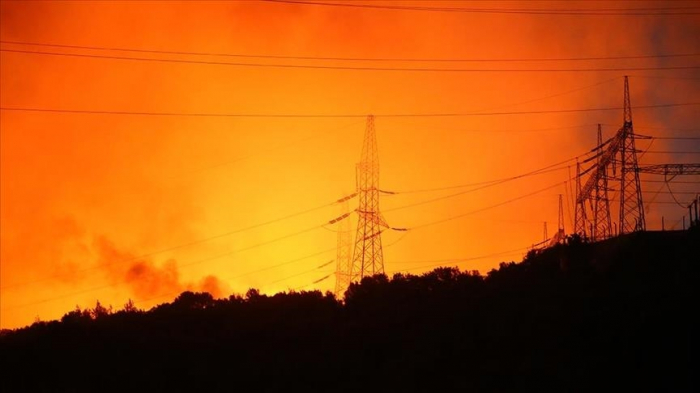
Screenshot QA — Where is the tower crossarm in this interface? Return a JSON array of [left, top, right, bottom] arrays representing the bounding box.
[[576, 127, 625, 204], [636, 163, 700, 176]]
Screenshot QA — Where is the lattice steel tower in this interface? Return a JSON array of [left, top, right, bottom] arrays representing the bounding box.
[[548, 194, 566, 246], [351, 115, 388, 282], [574, 77, 646, 239], [334, 199, 353, 297], [592, 124, 612, 240], [618, 76, 645, 234], [557, 194, 565, 235], [574, 160, 588, 238]]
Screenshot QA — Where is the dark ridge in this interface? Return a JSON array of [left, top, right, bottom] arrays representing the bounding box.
[[1, 229, 696, 393]]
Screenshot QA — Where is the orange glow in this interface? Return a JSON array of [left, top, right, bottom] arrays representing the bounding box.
[[1, 1, 698, 329]]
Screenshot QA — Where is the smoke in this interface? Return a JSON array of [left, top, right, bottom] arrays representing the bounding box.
[[95, 236, 228, 300], [0, 215, 93, 286], [124, 258, 181, 300], [198, 275, 228, 299]]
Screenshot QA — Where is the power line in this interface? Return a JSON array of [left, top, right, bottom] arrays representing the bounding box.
[[481, 77, 621, 112], [311, 274, 332, 284], [641, 191, 700, 195], [166, 120, 361, 181], [285, 273, 332, 292], [644, 182, 668, 210], [384, 149, 596, 206], [2, 48, 699, 72], [134, 246, 337, 305], [628, 75, 700, 81], [3, 40, 698, 63], [665, 181, 695, 208], [642, 179, 700, 184], [385, 166, 569, 211], [610, 199, 692, 205], [4, 152, 691, 295], [3, 222, 326, 296], [408, 180, 568, 231], [263, 0, 700, 15], [2, 282, 120, 310], [0, 197, 347, 291], [0, 77, 624, 127], [3, 102, 698, 118], [226, 247, 336, 281], [421, 124, 598, 134], [2, 134, 695, 308], [1, 247, 253, 309], [391, 246, 527, 265], [643, 151, 700, 154], [387, 159, 576, 197], [615, 124, 700, 132], [262, 267, 334, 288], [3, 246, 339, 310], [260, 227, 409, 290], [4, 189, 694, 310], [389, 248, 529, 274], [648, 137, 700, 140]]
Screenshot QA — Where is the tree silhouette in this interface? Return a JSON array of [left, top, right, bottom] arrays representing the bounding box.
[[0, 230, 695, 393]]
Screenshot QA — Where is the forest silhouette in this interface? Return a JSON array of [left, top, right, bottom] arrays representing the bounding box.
[[1, 229, 695, 392]]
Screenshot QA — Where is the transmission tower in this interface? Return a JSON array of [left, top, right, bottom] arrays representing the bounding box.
[[592, 124, 612, 241], [618, 76, 645, 234], [574, 161, 588, 238], [548, 194, 567, 246], [334, 199, 353, 297], [558, 194, 565, 234], [351, 115, 388, 282], [543, 222, 548, 243], [574, 77, 646, 239]]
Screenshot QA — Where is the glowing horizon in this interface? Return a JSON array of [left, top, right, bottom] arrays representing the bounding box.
[[1, 0, 698, 329]]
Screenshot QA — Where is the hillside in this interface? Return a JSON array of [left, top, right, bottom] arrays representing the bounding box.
[[1, 229, 696, 392]]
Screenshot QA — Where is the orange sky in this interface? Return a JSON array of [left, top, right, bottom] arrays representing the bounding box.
[[1, 0, 699, 329]]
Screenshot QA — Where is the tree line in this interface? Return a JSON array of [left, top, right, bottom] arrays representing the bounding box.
[[1, 229, 696, 392]]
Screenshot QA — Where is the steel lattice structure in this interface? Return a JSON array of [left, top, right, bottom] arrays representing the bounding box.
[[334, 199, 353, 297], [618, 77, 645, 234], [592, 124, 613, 241], [548, 194, 566, 246], [574, 161, 588, 237], [575, 76, 645, 239], [636, 164, 700, 178], [351, 115, 388, 282]]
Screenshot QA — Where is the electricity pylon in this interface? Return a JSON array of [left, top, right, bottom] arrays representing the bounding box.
[[574, 161, 588, 238], [574, 76, 646, 238], [548, 194, 566, 246], [592, 124, 612, 241], [618, 76, 645, 234], [350, 115, 388, 282], [334, 199, 353, 297], [558, 193, 565, 235]]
